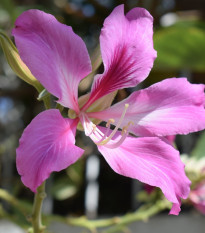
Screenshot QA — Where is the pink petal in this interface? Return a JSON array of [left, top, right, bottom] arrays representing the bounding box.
[[189, 181, 205, 214], [89, 78, 205, 136], [98, 136, 190, 215], [166, 135, 176, 144], [16, 109, 84, 192], [193, 203, 205, 215], [12, 10, 91, 112], [169, 198, 181, 215], [82, 5, 156, 110]]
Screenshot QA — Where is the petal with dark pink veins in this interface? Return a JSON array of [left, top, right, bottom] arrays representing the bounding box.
[[83, 5, 156, 110]]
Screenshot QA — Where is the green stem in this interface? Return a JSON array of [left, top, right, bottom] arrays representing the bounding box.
[[43, 95, 51, 110], [30, 82, 50, 233], [31, 182, 46, 233], [102, 200, 171, 233], [67, 199, 171, 232]]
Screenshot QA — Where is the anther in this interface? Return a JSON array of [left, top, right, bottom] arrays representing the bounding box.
[[103, 121, 134, 149], [92, 124, 97, 132], [122, 121, 134, 135], [124, 103, 129, 109], [106, 118, 115, 127]]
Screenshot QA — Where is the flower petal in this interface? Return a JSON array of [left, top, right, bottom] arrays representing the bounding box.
[[89, 78, 205, 136], [189, 181, 205, 214], [98, 136, 190, 215], [12, 10, 91, 112], [16, 109, 84, 192], [82, 5, 156, 110]]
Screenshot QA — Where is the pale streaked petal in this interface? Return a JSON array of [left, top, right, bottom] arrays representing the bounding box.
[[89, 78, 205, 136], [189, 181, 205, 214], [12, 10, 91, 112], [16, 109, 84, 192], [98, 136, 190, 215]]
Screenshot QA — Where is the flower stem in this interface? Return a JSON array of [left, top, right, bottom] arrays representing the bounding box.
[[31, 182, 46, 233], [29, 85, 50, 233]]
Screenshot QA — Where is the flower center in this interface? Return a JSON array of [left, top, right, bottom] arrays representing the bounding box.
[[96, 104, 129, 145], [80, 104, 133, 149]]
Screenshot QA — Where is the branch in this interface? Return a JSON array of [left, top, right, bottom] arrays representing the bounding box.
[[67, 199, 171, 232]]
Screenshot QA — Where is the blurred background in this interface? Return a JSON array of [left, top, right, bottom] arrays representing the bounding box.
[[0, 0, 205, 232]]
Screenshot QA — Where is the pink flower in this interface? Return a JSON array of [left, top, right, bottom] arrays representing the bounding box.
[[189, 181, 205, 214], [12, 5, 205, 215]]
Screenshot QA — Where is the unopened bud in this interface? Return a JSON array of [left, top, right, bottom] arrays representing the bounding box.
[[0, 30, 43, 92]]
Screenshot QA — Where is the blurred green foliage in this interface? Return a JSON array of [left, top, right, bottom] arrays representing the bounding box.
[[0, 0, 19, 24], [154, 21, 205, 72], [191, 131, 205, 159], [52, 159, 84, 201]]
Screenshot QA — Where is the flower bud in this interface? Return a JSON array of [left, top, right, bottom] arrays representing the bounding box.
[[0, 30, 43, 92]]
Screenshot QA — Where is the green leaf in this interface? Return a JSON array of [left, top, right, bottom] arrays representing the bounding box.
[[154, 21, 205, 72]]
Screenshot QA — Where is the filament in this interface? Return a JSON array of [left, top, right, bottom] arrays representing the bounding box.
[[102, 121, 134, 149], [96, 104, 129, 146], [80, 104, 133, 149], [96, 119, 115, 144]]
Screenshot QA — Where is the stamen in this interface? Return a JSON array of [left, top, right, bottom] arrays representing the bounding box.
[[96, 119, 115, 144], [121, 121, 134, 135], [80, 105, 133, 149], [96, 104, 129, 146], [106, 118, 115, 127], [103, 121, 134, 149], [92, 124, 97, 131], [80, 113, 96, 137]]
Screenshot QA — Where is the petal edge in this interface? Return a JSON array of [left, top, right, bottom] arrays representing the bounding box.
[[98, 136, 191, 215]]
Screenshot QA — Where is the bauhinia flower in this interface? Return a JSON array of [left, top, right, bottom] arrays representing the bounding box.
[[13, 5, 205, 215], [189, 180, 205, 214], [181, 155, 205, 214]]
